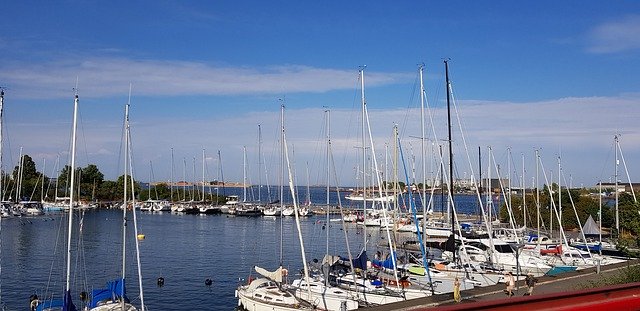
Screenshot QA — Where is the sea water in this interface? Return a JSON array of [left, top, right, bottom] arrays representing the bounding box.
[[1, 188, 485, 310]]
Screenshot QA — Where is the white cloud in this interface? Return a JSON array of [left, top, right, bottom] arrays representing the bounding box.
[[587, 15, 640, 53], [5, 87, 639, 188], [0, 58, 411, 99]]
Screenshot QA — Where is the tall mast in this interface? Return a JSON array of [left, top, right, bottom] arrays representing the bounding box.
[[279, 103, 285, 266], [536, 149, 541, 250], [202, 149, 206, 202], [192, 156, 196, 200], [522, 153, 526, 229], [558, 156, 562, 231], [258, 124, 262, 202], [17, 148, 23, 202], [419, 64, 427, 242], [243, 146, 247, 202], [0, 89, 3, 203], [359, 66, 368, 250], [0, 89, 2, 306], [66, 91, 79, 294], [325, 109, 330, 261], [170, 148, 174, 202], [599, 180, 602, 256], [445, 60, 455, 263], [478, 146, 482, 218], [182, 158, 186, 201], [126, 87, 146, 310], [280, 103, 285, 213], [615, 134, 619, 235], [148, 161, 152, 200], [122, 99, 130, 284]]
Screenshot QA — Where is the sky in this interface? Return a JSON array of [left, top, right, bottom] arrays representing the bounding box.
[[0, 1, 639, 190]]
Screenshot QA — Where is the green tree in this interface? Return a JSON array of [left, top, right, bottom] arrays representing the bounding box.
[[11, 154, 48, 201]]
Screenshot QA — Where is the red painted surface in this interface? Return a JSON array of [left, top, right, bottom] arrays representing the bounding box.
[[422, 282, 640, 311]]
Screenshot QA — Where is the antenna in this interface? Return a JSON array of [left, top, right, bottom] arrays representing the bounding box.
[[127, 83, 132, 106], [73, 76, 79, 96]]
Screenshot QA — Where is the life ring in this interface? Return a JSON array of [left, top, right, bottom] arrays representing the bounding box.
[[30, 298, 39, 311]]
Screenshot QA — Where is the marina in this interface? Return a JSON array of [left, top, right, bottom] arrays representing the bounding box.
[[0, 187, 635, 310], [1, 3, 639, 310]]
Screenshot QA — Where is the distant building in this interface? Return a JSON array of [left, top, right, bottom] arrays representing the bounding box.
[[597, 182, 639, 194], [598, 182, 627, 193]]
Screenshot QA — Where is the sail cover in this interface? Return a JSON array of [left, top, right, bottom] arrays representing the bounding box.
[[63, 289, 77, 311], [582, 215, 601, 236], [254, 266, 284, 283], [351, 250, 368, 270], [88, 278, 129, 308], [372, 251, 397, 269]]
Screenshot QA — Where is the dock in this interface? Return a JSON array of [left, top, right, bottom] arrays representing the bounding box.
[[363, 257, 640, 310]]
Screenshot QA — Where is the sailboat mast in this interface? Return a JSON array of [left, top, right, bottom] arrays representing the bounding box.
[[66, 93, 79, 293], [122, 102, 130, 283], [0, 90, 3, 202], [359, 66, 367, 250], [258, 124, 262, 203], [202, 149, 206, 202], [0, 89, 2, 306], [182, 158, 186, 201], [536, 149, 541, 250], [522, 153, 526, 229], [419, 64, 427, 241], [279, 103, 285, 266], [243, 147, 247, 202], [444, 60, 455, 263], [599, 180, 602, 256], [478, 146, 483, 219], [148, 161, 152, 200], [325, 109, 330, 259], [615, 134, 619, 235], [192, 157, 196, 200], [170, 148, 174, 202]]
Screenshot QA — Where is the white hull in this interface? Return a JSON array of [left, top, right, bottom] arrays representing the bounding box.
[[345, 194, 396, 202], [89, 302, 137, 311], [236, 278, 312, 311], [292, 279, 359, 310]]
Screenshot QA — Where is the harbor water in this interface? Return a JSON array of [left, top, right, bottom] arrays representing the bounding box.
[[1, 188, 485, 310]]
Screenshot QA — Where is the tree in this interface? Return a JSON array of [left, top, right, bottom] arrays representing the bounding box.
[[81, 164, 104, 185], [10, 154, 48, 201]]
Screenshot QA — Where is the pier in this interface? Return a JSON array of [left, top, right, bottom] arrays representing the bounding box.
[[364, 258, 640, 310]]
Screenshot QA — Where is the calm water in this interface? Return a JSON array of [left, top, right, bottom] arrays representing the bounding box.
[[0, 189, 484, 311]]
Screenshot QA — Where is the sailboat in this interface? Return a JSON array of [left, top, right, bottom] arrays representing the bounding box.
[[235, 106, 315, 311], [87, 95, 145, 310], [34, 92, 81, 311]]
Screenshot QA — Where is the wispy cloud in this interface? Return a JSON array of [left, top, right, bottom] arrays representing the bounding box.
[[586, 15, 640, 53], [9, 92, 637, 186], [0, 58, 411, 99]]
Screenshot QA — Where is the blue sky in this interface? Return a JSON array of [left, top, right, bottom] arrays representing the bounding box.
[[0, 1, 639, 189]]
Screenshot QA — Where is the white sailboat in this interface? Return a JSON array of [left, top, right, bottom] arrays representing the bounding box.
[[34, 91, 81, 311], [236, 105, 315, 311], [87, 93, 145, 310]]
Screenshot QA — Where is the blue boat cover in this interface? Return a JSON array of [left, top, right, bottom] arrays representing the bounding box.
[[63, 290, 77, 311], [35, 290, 77, 311], [351, 250, 368, 270], [372, 252, 397, 269], [88, 278, 129, 308]]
